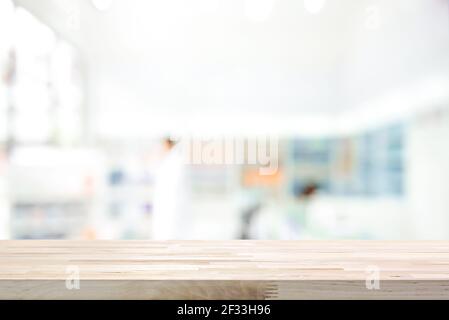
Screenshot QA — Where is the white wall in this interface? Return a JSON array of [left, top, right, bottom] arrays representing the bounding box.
[[0, 177, 10, 239], [407, 107, 449, 239]]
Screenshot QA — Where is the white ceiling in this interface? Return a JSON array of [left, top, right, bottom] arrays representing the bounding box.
[[12, 0, 449, 136]]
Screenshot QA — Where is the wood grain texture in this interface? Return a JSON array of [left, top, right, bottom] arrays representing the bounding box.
[[1, 240, 449, 299]]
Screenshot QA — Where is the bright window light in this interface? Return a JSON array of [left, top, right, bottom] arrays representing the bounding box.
[[0, 0, 15, 49], [14, 8, 56, 56], [244, 0, 275, 22], [196, 0, 219, 14], [303, 0, 326, 14], [91, 0, 114, 12]]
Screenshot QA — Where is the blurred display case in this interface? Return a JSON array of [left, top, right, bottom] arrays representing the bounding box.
[[286, 123, 405, 198], [288, 138, 331, 195], [7, 146, 105, 239], [102, 144, 156, 239]]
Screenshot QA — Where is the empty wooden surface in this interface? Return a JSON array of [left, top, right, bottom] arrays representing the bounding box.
[[1, 240, 449, 299]]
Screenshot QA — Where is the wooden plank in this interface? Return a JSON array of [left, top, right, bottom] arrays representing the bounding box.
[[0, 241, 449, 299]]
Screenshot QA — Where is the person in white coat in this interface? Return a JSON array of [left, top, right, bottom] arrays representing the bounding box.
[[152, 138, 190, 240]]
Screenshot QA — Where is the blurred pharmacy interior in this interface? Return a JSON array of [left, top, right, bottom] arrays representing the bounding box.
[[0, 0, 449, 240]]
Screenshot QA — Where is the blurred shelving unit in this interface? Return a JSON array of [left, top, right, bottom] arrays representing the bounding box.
[[285, 124, 405, 199], [100, 142, 157, 239], [287, 138, 331, 196], [350, 124, 405, 197], [281, 125, 406, 240], [8, 146, 105, 239]]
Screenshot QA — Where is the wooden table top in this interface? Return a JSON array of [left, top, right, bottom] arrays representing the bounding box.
[[1, 240, 449, 299]]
